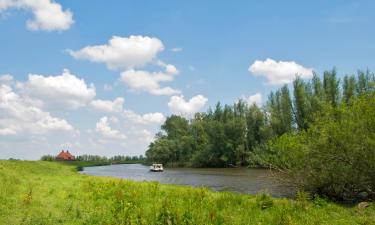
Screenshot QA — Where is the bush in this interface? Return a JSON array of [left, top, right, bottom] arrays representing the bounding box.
[[264, 94, 375, 201], [256, 192, 274, 210]]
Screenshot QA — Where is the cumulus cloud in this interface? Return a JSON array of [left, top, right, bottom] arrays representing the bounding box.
[[21, 69, 96, 109], [90, 97, 124, 113], [0, 74, 13, 85], [120, 69, 180, 96], [168, 95, 208, 118], [68, 35, 164, 70], [0, 0, 74, 31], [123, 110, 165, 125], [0, 84, 74, 135], [68, 35, 181, 97], [95, 117, 126, 140], [240, 93, 262, 106], [249, 58, 313, 85]]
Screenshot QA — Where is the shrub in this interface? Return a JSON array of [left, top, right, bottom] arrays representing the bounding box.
[[264, 94, 375, 201], [256, 192, 274, 210]]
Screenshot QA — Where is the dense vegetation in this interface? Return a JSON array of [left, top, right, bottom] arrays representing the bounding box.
[[1, 160, 374, 225], [146, 69, 375, 201]]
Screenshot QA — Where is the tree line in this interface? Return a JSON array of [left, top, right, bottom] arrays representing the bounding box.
[[41, 154, 145, 163], [146, 69, 375, 201]]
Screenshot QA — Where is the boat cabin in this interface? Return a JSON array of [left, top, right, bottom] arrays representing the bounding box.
[[150, 164, 163, 172]]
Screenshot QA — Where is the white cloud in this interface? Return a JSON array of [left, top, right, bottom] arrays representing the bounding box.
[[171, 47, 183, 52], [0, 74, 13, 84], [90, 97, 124, 113], [120, 69, 180, 96], [0, 0, 74, 31], [0, 84, 74, 135], [68, 35, 164, 70], [0, 127, 16, 135], [68, 35, 181, 98], [95, 116, 126, 140], [134, 128, 154, 144], [123, 110, 165, 125], [240, 93, 262, 106], [157, 60, 179, 75], [249, 58, 313, 85], [168, 95, 208, 118], [22, 69, 96, 109]]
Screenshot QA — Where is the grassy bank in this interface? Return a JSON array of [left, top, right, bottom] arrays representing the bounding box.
[[0, 161, 374, 225]]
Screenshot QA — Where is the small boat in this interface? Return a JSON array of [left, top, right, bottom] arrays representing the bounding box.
[[150, 164, 163, 172]]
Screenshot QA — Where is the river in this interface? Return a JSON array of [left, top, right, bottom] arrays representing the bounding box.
[[81, 164, 294, 198]]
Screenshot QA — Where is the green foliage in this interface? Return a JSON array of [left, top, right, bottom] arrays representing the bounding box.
[[147, 68, 375, 201], [256, 192, 274, 210], [40, 154, 145, 167], [293, 77, 309, 130], [1, 161, 374, 225], [266, 94, 375, 201], [40, 155, 55, 161]]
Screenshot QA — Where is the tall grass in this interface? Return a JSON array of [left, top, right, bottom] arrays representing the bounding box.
[[0, 160, 374, 225]]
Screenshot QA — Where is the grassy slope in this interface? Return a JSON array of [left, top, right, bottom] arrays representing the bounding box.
[[0, 161, 374, 225]]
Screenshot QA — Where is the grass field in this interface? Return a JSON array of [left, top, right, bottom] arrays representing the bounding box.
[[0, 160, 374, 225]]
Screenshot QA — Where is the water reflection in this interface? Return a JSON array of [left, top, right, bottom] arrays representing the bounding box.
[[81, 164, 294, 198]]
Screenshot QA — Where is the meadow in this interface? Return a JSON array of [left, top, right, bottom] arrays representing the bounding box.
[[0, 160, 374, 225]]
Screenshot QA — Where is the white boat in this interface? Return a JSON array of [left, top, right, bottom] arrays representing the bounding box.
[[150, 164, 163, 172]]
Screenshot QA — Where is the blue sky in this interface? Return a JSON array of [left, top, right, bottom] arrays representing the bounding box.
[[0, 0, 374, 159]]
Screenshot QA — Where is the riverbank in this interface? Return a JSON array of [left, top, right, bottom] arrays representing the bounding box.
[[0, 160, 374, 224], [60, 160, 145, 171]]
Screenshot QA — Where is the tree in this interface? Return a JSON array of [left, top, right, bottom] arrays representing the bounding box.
[[262, 93, 375, 201], [161, 115, 189, 138], [323, 69, 340, 107], [342, 75, 356, 104], [246, 104, 268, 152], [280, 85, 294, 132], [293, 77, 309, 130]]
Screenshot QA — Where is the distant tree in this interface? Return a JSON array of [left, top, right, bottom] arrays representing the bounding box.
[[40, 155, 55, 161]]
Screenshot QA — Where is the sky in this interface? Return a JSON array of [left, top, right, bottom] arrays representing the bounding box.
[[0, 0, 374, 159]]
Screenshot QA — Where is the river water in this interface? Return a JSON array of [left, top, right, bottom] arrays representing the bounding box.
[[81, 164, 294, 198]]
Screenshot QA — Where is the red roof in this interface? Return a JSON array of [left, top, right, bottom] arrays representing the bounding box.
[[56, 150, 75, 161]]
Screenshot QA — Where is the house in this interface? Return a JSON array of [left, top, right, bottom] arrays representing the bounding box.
[[56, 150, 75, 161]]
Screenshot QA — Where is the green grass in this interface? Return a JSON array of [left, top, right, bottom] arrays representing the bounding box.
[[0, 160, 374, 225]]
